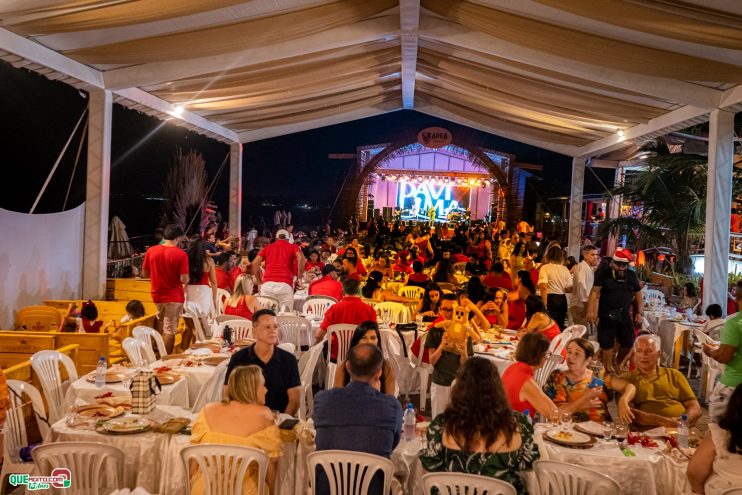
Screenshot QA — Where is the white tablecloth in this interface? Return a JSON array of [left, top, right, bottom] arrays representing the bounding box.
[[533, 424, 691, 495], [655, 320, 703, 367], [294, 289, 308, 312], [65, 371, 190, 410], [153, 359, 222, 409]]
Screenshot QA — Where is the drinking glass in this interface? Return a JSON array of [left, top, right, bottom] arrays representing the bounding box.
[[64, 404, 77, 427], [602, 421, 614, 444], [121, 371, 133, 395], [548, 410, 560, 429], [560, 412, 572, 432], [614, 423, 629, 441]]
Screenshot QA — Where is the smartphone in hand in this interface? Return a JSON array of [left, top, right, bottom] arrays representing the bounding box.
[[278, 418, 300, 430]]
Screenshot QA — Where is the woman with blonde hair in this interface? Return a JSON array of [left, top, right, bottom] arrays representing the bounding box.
[[224, 274, 261, 320], [190, 365, 283, 495]]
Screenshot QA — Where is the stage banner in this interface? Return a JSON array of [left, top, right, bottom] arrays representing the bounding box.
[[396, 181, 470, 222]]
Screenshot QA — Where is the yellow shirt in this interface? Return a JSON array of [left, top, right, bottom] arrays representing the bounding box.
[[621, 367, 696, 418]]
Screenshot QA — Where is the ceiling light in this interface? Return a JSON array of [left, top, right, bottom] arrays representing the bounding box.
[[617, 129, 625, 138], [172, 105, 185, 117]]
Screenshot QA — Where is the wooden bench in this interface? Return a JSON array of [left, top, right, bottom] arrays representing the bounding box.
[[105, 278, 153, 302]]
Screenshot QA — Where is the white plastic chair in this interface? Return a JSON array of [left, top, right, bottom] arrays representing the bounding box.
[[308, 450, 393, 495], [30, 350, 79, 424], [1, 380, 50, 495], [398, 286, 425, 300], [256, 295, 280, 312], [534, 460, 620, 495], [216, 288, 231, 316], [214, 314, 249, 324], [422, 472, 516, 495], [549, 324, 586, 356], [183, 307, 209, 342], [411, 332, 432, 412], [32, 441, 125, 494], [375, 301, 410, 324], [298, 342, 325, 420], [694, 328, 724, 402], [278, 342, 296, 354], [277, 315, 313, 353], [380, 329, 407, 398], [122, 336, 155, 367], [216, 320, 253, 342], [181, 444, 267, 495], [535, 354, 565, 390], [643, 288, 666, 306], [191, 359, 229, 412], [326, 324, 358, 389], [302, 296, 336, 319], [133, 325, 168, 358]]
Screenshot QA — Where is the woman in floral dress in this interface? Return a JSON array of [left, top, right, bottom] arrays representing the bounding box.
[[420, 357, 539, 494]]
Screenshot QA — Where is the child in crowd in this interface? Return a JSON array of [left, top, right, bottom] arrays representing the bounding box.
[[120, 300, 145, 324], [78, 300, 111, 333]]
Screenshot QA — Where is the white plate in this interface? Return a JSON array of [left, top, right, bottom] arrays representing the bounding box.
[[575, 421, 606, 436], [546, 429, 592, 445]]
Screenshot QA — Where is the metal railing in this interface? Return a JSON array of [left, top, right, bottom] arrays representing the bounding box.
[[106, 254, 144, 278]]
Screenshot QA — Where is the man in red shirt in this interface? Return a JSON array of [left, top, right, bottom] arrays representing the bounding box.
[[731, 208, 741, 233], [253, 229, 306, 313], [316, 278, 377, 357], [482, 262, 513, 291], [142, 224, 189, 353], [214, 252, 240, 292], [309, 264, 343, 301]]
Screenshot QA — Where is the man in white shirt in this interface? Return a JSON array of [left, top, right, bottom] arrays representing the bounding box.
[[569, 244, 598, 327]]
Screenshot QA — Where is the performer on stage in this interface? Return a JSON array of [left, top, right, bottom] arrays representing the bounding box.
[[427, 205, 437, 226]]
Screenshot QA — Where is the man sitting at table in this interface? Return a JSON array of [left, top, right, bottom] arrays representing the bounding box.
[[621, 334, 701, 428], [313, 343, 402, 495], [308, 264, 343, 301], [224, 308, 301, 415]]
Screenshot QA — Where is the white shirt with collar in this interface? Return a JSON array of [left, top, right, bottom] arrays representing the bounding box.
[[569, 259, 594, 308]]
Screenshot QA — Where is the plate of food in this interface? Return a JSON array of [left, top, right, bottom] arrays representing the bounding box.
[[97, 417, 153, 435], [74, 404, 125, 419], [234, 338, 255, 347], [203, 355, 230, 366], [155, 371, 181, 385], [545, 429, 595, 447], [85, 371, 128, 383]]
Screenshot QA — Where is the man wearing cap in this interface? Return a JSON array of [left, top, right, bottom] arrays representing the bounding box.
[[587, 249, 643, 373], [252, 229, 305, 312], [309, 264, 343, 301]]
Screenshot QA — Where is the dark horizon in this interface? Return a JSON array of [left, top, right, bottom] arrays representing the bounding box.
[[1, 59, 614, 238]]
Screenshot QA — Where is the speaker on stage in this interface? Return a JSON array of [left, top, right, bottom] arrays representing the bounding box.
[[382, 207, 393, 221]]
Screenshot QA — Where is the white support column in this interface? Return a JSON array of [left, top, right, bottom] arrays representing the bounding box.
[[229, 142, 243, 241], [567, 157, 586, 259], [606, 167, 624, 255], [703, 109, 735, 314], [82, 89, 112, 299]]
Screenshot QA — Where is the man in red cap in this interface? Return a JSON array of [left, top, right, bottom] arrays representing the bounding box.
[[586, 249, 644, 373]]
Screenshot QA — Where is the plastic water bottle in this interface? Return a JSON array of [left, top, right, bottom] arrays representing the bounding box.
[[403, 403, 417, 441], [523, 409, 533, 425], [678, 414, 689, 448], [95, 356, 107, 388]]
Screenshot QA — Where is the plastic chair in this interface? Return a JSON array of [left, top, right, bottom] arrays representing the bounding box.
[[183, 307, 209, 342], [298, 342, 325, 420], [15, 305, 62, 331], [191, 359, 229, 412], [30, 350, 79, 424], [453, 262, 468, 274], [214, 314, 249, 324], [326, 324, 358, 389], [32, 442, 125, 494], [256, 295, 280, 312], [533, 460, 620, 495], [308, 450, 393, 495], [278, 342, 296, 354], [411, 332, 432, 411], [375, 301, 410, 324], [422, 472, 516, 495], [277, 315, 313, 353], [181, 444, 267, 495], [302, 296, 336, 319], [694, 328, 724, 402], [643, 288, 666, 306], [398, 286, 425, 300], [133, 325, 168, 358], [379, 329, 407, 398], [1, 380, 50, 495], [549, 324, 586, 356], [216, 320, 253, 342], [535, 354, 564, 390], [215, 288, 231, 316], [122, 336, 155, 367]]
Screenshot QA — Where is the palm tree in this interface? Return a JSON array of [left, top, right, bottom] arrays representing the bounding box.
[[600, 138, 741, 274], [161, 148, 208, 236]]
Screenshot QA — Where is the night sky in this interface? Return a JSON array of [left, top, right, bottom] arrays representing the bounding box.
[[1, 59, 613, 237]]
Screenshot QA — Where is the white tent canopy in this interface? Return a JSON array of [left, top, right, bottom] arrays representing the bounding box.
[[0, 0, 738, 309]]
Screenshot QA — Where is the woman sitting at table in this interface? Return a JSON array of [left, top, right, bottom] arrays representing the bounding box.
[[370, 255, 395, 280], [479, 288, 509, 327], [518, 295, 560, 343], [420, 357, 539, 494], [190, 365, 283, 495], [405, 260, 431, 288], [333, 321, 397, 396], [362, 271, 418, 305], [507, 271, 535, 330], [687, 383, 742, 494], [393, 251, 413, 275], [417, 282, 442, 322], [431, 258, 457, 285], [544, 337, 636, 424], [304, 250, 324, 273], [680, 282, 699, 314], [224, 274, 261, 320], [502, 333, 561, 420]]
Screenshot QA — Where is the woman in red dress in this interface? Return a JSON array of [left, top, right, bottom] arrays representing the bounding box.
[[224, 274, 260, 320]]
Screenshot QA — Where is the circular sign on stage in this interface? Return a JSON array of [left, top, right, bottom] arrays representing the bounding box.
[[418, 127, 452, 149]]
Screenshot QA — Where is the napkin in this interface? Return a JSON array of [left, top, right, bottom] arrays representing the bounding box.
[[643, 426, 667, 437], [96, 396, 132, 408]]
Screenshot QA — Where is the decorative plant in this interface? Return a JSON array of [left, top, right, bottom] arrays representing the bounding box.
[[161, 148, 208, 236]]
